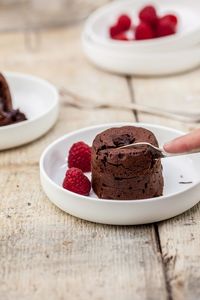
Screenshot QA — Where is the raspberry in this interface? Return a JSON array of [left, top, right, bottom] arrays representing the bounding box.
[[160, 14, 178, 27], [109, 25, 122, 38], [139, 5, 158, 26], [68, 141, 91, 172], [156, 18, 176, 37], [117, 14, 132, 31], [63, 168, 91, 196], [113, 32, 129, 41], [135, 22, 155, 40]]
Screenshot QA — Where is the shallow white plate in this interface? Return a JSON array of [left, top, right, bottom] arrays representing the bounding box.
[[84, 0, 200, 52], [40, 123, 200, 225], [83, 34, 200, 75], [83, 0, 200, 75], [0, 72, 59, 150]]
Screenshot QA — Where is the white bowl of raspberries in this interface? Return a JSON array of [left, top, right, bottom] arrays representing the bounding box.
[[82, 0, 200, 75]]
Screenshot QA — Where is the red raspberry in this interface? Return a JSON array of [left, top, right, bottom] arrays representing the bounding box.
[[109, 25, 122, 38], [117, 14, 132, 31], [139, 5, 158, 26], [63, 168, 91, 196], [135, 22, 155, 40], [68, 141, 91, 172], [156, 18, 176, 37], [113, 32, 129, 41], [160, 14, 178, 27]]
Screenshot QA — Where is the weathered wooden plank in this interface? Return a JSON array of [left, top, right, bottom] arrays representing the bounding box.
[[0, 0, 110, 32], [0, 166, 167, 300], [0, 26, 134, 165], [131, 70, 200, 132], [131, 69, 200, 300], [0, 25, 168, 300], [158, 204, 200, 300]]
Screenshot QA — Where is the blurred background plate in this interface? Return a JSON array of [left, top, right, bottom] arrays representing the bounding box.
[[0, 72, 58, 150], [82, 32, 200, 75], [84, 0, 200, 51], [83, 0, 200, 75]]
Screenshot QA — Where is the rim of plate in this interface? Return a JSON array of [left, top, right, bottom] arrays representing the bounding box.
[[40, 122, 200, 204], [0, 71, 58, 131], [85, 0, 200, 47], [82, 31, 200, 55]]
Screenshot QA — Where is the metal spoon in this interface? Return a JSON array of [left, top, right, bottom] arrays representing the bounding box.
[[60, 88, 200, 123], [118, 142, 200, 159]]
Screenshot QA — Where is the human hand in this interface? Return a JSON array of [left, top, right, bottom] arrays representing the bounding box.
[[164, 128, 200, 153]]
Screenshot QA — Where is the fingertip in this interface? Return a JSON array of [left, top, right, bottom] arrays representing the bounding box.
[[163, 138, 190, 154], [163, 142, 174, 153]]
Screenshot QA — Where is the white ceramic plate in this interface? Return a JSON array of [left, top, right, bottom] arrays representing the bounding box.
[[83, 0, 200, 75], [40, 123, 200, 225], [84, 0, 200, 51], [82, 33, 200, 75], [0, 72, 59, 150]]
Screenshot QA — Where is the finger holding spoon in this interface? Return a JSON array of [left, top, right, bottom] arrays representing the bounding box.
[[164, 128, 200, 153]]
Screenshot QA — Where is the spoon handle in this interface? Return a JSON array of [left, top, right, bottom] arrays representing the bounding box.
[[118, 142, 200, 158], [162, 147, 200, 158], [60, 88, 199, 123]]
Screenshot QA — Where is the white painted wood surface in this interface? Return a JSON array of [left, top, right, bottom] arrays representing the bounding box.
[[0, 4, 200, 299]]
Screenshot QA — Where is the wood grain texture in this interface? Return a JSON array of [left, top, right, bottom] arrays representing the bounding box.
[[0, 26, 133, 166], [158, 204, 200, 300], [0, 166, 167, 300], [130, 71, 200, 132], [131, 70, 200, 300], [0, 0, 111, 31], [0, 25, 168, 300]]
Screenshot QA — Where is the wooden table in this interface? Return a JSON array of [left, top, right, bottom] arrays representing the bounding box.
[[0, 3, 200, 299]]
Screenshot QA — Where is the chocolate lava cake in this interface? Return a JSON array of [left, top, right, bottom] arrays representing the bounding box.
[[0, 73, 27, 126], [91, 126, 164, 200]]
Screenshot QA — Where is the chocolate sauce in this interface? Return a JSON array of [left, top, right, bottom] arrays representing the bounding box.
[[0, 73, 27, 126]]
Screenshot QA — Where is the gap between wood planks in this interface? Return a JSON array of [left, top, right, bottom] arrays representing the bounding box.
[[126, 76, 173, 300]]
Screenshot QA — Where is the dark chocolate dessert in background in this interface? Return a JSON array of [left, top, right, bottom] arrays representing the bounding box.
[[0, 73, 27, 126], [91, 126, 164, 200]]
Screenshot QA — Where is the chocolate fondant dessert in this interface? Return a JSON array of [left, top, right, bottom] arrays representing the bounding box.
[[0, 73, 27, 126], [91, 126, 164, 200]]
